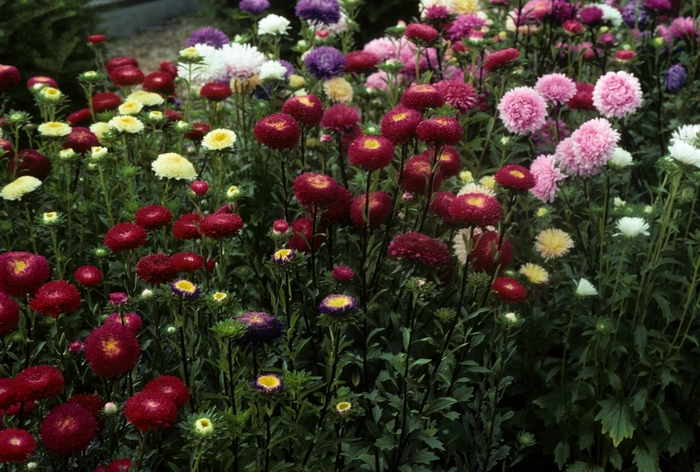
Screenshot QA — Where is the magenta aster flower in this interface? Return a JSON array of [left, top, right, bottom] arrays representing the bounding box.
[[445, 13, 488, 41], [498, 87, 548, 135], [530, 154, 566, 203], [435, 80, 478, 113], [535, 73, 576, 105], [592, 71, 642, 119]]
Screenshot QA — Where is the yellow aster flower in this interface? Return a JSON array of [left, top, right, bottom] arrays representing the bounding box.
[[288, 74, 306, 88], [108, 115, 144, 134], [459, 170, 474, 183], [89, 122, 114, 144], [1, 176, 42, 201], [152, 152, 197, 181], [118, 100, 144, 115], [39, 87, 62, 102], [38, 122, 72, 137], [534, 228, 574, 261], [479, 175, 495, 190], [202, 129, 237, 151], [451, 0, 480, 14], [518, 263, 549, 284], [536, 207, 548, 218], [323, 77, 353, 104], [126, 90, 165, 106]]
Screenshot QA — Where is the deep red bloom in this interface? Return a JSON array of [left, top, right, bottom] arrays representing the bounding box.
[[615, 50, 636, 61], [159, 61, 178, 78], [107, 459, 132, 472], [0, 293, 20, 335], [41, 403, 97, 455], [105, 312, 143, 334], [136, 253, 178, 286], [109, 65, 144, 87], [200, 82, 232, 101], [199, 213, 244, 239], [405, 23, 439, 42], [288, 217, 325, 252], [469, 231, 513, 272], [163, 109, 183, 122], [29, 280, 81, 318], [87, 34, 106, 45], [400, 84, 445, 111], [449, 193, 502, 227], [124, 391, 178, 432], [183, 122, 210, 142], [0, 378, 17, 409], [380, 108, 422, 144], [92, 92, 122, 113], [27, 76, 58, 89], [172, 252, 205, 273], [3, 400, 35, 417], [435, 80, 478, 113], [142, 376, 190, 409], [173, 213, 202, 240], [0, 138, 13, 158], [347, 135, 395, 170], [424, 145, 461, 178], [494, 164, 535, 190], [142, 71, 175, 95], [0, 65, 21, 93], [400, 154, 443, 194], [272, 220, 289, 235], [15, 365, 64, 402], [9, 149, 51, 180], [344, 51, 379, 74], [492, 277, 527, 302], [215, 203, 235, 214], [67, 393, 105, 424], [563, 20, 583, 34], [0, 252, 50, 298], [0, 428, 36, 463], [134, 205, 172, 231], [320, 105, 361, 132], [388, 232, 452, 267], [74, 266, 102, 286], [566, 82, 595, 110], [282, 95, 324, 126], [430, 192, 458, 225], [254, 113, 301, 150], [319, 186, 352, 225], [349, 191, 392, 227], [483, 48, 520, 71], [104, 223, 147, 253], [416, 116, 463, 145], [332, 265, 354, 281], [294, 172, 341, 207], [63, 127, 99, 154], [84, 323, 140, 378]]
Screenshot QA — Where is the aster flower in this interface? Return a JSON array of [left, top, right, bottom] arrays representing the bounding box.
[[260, 60, 288, 82], [235, 311, 285, 346], [105, 312, 143, 334], [445, 13, 488, 41], [295, 0, 341, 25], [609, 148, 634, 169], [239, 0, 271, 14], [401, 84, 445, 111], [288, 216, 326, 252], [349, 192, 392, 227], [592, 71, 643, 119], [400, 154, 443, 195], [534, 228, 574, 260], [29, 280, 81, 318], [173, 213, 202, 240], [272, 248, 296, 266], [41, 404, 97, 455], [199, 213, 244, 238], [578, 6, 604, 24], [614, 217, 650, 238], [492, 277, 527, 303], [575, 278, 598, 297], [258, 14, 291, 35], [416, 116, 463, 145], [15, 365, 64, 401], [171, 279, 200, 300], [9, 149, 52, 181], [104, 223, 147, 253], [665, 63, 687, 93], [494, 165, 536, 191], [143, 376, 190, 409], [106, 56, 138, 73], [435, 80, 478, 113], [109, 65, 144, 87], [498, 87, 548, 135], [347, 135, 395, 170], [152, 153, 197, 181], [0, 64, 21, 93], [84, 322, 141, 378], [320, 104, 360, 132], [293, 172, 340, 206], [172, 252, 205, 272], [202, 129, 237, 151], [0, 176, 42, 201], [332, 266, 354, 281], [282, 95, 324, 126], [186, 27, 229, 48], [380, 108, 422, 144], [450, 193, 501, 227], [388, 232, 452, 268], [0, 252, 50, 297], [323, 77, 353, 104], [530, 154, 566, 203], [109, 292, 128, 306], [319, 294, 358, 316], [0, 292, 20, 335], [0, 378, 17, 409], [405, 23, 439, 43], [253, 373, 283, 394], [568, 118, 620, 176], [304, 46, 346, 80], [109, 115, 145, 134], [335, 401, 352, 415], [345, 51, 379, 74], [67, 393, 106, 425], [254, 114, 301, 150], [63, 127, 99, 154], [0, 428, 36, 463], [668, 141, 700, 168], [483, 48, 520, 71], [134, 205, 172, 231], [142, 72, 175, 95], [622, 1, 648, 28], [37, 121, 71, 138], [200, 82, 233, 101], [124, 391, 179, 432], [535, 73, 576, 105], [519, 263, 549, 284]]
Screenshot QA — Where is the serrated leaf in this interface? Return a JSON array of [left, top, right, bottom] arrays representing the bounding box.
[[632, 389, 648, 413], [633, 445, 661, 472], [594, 396, 635, 447], [566, 461, 605, 472], [665, 423, 693, 456], [554, 441, 570, 469]]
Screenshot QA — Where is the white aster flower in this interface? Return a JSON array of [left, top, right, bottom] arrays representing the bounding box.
[[575, 278, 598, 297], [194, 417, 215, 437], [613, 197, 626, 207], [259, 60, 288, 82], [258, 14, 291, 36], [595, 4, 623, 27], [202, 129, 236, 151], [670, 124, 700, 146], [609, 147, 633, 169], [59, 149, 76, 160], [38, 121, 71, 137], [614, 217, 650, 238], [108, 115, 144, 134], [91, 146, 109, 160], [151, 152, 197, 181], [1, 176, 42, 201], [457, 182, 496, 198], [668, 141, 700, 168], [309, 13, 350, 36]]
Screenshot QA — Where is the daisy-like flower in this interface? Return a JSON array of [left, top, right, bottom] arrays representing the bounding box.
[[259, 60, 288, 82], [670, 125, 700, 146], [323, 77, 353, 104], [335, 401, 352, 415], [253, 373, 283, 394], [152, 153, 197, 181], [1, 176, 42, 201], [272, 248, 295, 265], [39, 86, 62, 102], [614, 217, 650, 238], [38, 122, 71, 137], [235, 312, 285, 346], [90, 145, 109, 161], [118, 100, 143, 115], [202, 129, 237, 151], [171, 279, 200, 300], [668, 141, 700, 168], [534, 228, 574, 260], [609, 147, 633, 169], [318, 294, 358, 316], [258, 14, 291, 35], [498, 87, 548, 135], [518, 263, 549, 284], [592, 71, 643, 119], [575, 278, 598, 297], [212, 292, 228, 303], [126, 90, 165, 106], [108, 115, 144, 134]]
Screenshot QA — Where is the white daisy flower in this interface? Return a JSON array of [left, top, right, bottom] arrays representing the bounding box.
[[614, 217, 650, 238]]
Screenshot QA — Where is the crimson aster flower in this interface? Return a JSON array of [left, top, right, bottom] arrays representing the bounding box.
[[104, 223, 147, 253], [254, 113, 301, 150], [15, 365, 64, 402], [123, 391, 178, 432], [29, 280, 81, 318], [0, 428, 36, 463], [0, 252, 50, 297], [84, 323, 141, 378]]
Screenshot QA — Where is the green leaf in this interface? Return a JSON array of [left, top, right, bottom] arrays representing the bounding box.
[[554, 441, 570, 470], [665, 423, 694, 456], [632, 389, 648, 413], [566, 461, 605, 472], [594, 396, 636, 447], [633, 445, 661, 472]]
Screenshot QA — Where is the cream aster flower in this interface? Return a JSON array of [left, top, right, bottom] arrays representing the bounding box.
[[452, 227, 496, 265], [293, 88, 310, 97], [202, 129, 237, 151], [479, 176, 496, 190], [614, 217, 650, 238], [148, 111, 165, 122], [38, 121, 71, 137], [668, 141, 700, 168], [288, 74, 306, 88], [194, 418, 215, 437], [259, 60, 287, 82], [118, 100, 144, 115], [179, 47, 201, 59], [226, 185, 241, 199], [609, 147, 633, 169], [39, 87, 62, 102], [108, 115, 144, 134], [457, 182, 496, 198], [534, 228, 574, 261], [89, 122, 114, 144], [91, 147, 109, 160], [59, 149, 76, 160], [42, 212, 61, 225], [323, 77, 353, 104], [518, 263, 549, 284], [1, 176, 42, 201], [575, 278, 598, 297], [459, 171, 474, 183], [126, 90, 165, 106], [670, 124, 700, 146], [152, 152, 197, 181], [451, 0, 480, 14], [258, 14, 291, 36]]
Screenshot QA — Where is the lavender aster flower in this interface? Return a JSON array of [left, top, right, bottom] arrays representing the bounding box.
[[278, 59, 296, 78], [622, 1, 648, 28], [234, 311, 284, 346], [272, 248, 295, 265], [665, 63, 687, 93], [304, 46, 346, 80], [172, 279, 200, 300], [295, 0, 341, 26], [186, 27, 229, 49], [318, 294, 357, 316], [239, 0, 271, 14]]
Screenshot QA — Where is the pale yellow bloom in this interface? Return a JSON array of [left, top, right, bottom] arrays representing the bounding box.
[[126, 90, 165, 106], [39, 87, 62, 102], [518, 263, 549, 284], [323, 77, 353, 104], [288, 74, 306, 88], [89, 122, 114, 144], [152, 152, 197, 181], [534, 228, 574, 261], [479, 175, 495, 190], [108, 115, 145, 134], [1, 176, 42, 201], [118, 100, 144, 115], [202, 129, 236, 151], [38, 122, 71, 137]]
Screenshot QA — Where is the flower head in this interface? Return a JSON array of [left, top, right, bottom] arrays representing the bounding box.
[[665, 63, 687, 93], [344, 50, 379, 74], [400, 154, 443, 195], [142, 72, 175, 95], [1, 176, 42, 201], [401, 84, 445, 111], [172, 279, 200, 300], [349, 192, 392, 227], [105, 312, 143, 334], [104, 223, 147, 253], [575, 278, 598, 297], [498, 86, 548, 135], [143, 376, 190, 409], [609, 147, 633, 169], [0, 428, 36, 463], [200, 82, 233, 101], [29, 280, 81, 318], [282, 95, 324, 126], [319, 294, 358, 316], [518, 263, 549, 284], [152, 153, 197, 181], [124, 391, 178, 432], [0, 292, 20, 335], [347, 135, 395, 170], [388, 232, 452, 268], [380, 108, 422, 144], [202, 129, 237, 151], [295, 0, 341, 25], [567, 118, 620, 176], [109, 115, 144, 134], [84, 323, 141, 378], [592, 71, 642, 119], [239, 0, 271, 14], [38, 121, 71, 138], [304, 46, 346, 80], [534, 228, 574, 260], [173, 213, 202, 240], [254, 114, 301, 150], [449, 193, 501, 227], [254, 373, 284, 394], [332, 265, 354, 281], [15, 365, 64, 401], [416, 116, 463, 145], [320, 104, 360, 132], [235, 311, 285, 346], [494, 164, 535, 191], [40, 404, 97, 455], [260, 60, 289, 81], [0, 252, 50, 297], [272, 248, 295, 266], [323, 76, 353, 103], [92, 92, 122, 112], [172, 252, 205, 272], [335, 401, 352, 415], [483, 48, 520, 71], [194, 417, 215, 437], [186, 27, 229, 48], [535, 73, 576, 105], [288, 217, 326, 252], [668, 141, 700, 168], [492, 277, 527, 303], [199, 213, 244, 238], [135, 205, 172, 231], [258, 14, 291, 35], [614, 217, 650, 238]]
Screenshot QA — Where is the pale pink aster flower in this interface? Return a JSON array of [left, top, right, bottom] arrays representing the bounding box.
[[669, 17, 698, 39], [592, 71, 643, 119], [521, 0, 553, 20], [363, 37, 399, 62], [530, 154, 566, 203], [535, 73, 576, 105], [365, 71, 389, 91], [656, 25, 672, 44], [569, 118, 620, 176], [553, 137, 582, 176], [497, 86, 548, 135]]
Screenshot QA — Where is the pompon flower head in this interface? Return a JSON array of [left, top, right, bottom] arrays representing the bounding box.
[[350, 191, 392, 227], [671, 125, 700, 146], [405, 23, 439, 43], [332, 265, 354, 281], [449, 193, 501, 227], [665, 63, 687, 93], [609, 147, 634, 169], [295, 0, 341, 25], [200, 82, 233, 101], [494, 164, 536, 191], [400, 154, 443, 195], [202, 129, 237, 151], [0, 292, 21, 335], [254, 113, 301, 150], [0, 428, 36, 463], [186, 27, 229, 48], [259, 60, 288, 82], [109, 65, 145, 87], [293, 172, 340, 206], [63, 127, 99, 154], [578, 5, 604, 24], [124, 391, 178, 432], [40, 404, 97, 455], [575, 278, 598, 297], [109, 292, 128, 306], [430, 192, 458, 225], [535, 228, 574, 260], [104, 223, 148, 253], [344, 51, 379, 74], [92, 92, 122, 112], [15, 365, 64, 401], [0, 252, 51, 297], [108, 115, 144, 134], [435, 80, 478, 113], [118, 100, 143, 115], [614, 217, 650, 238], [567, 82, 595, 110], [38, 121, 71, 137], [258, 13, 291, 35], [380, 108, 422, 144], [239, 0, 271, 14], [444, 13, 487, 41], [304, 46, 346, 80], [347, 135, 395, 170], [492, 277, 527, 303], [1, 176, 42, 201], [152, 153, 197, 181], [519, 263, 549, 284], [668, 141, 700, 168], [0, 378, 17, 408], [272, 248, 295, 265], [401, 84, 445, 111], [9, 149, 51, 181], [234, 311, 285, 346], [199, 213, 244, 239], [569, 118, 620, 176], [172, 252, 205, 272], [171, 279, 200, 300], [530, 154, 566, 203], [388, 232, 452, 268], [320, 104, 360, 132], [136, 253, 178, 285], [84, 322, 141, 378], [498, 87, 548, 135], [143, 376, 190, 409], [105, 312, 143, 334], [135, 205, 172, 231], [323, 77, 353, 103], [173, 213, 202, 240], [254, 373, 283, 394], [319, 294, 358, 316], [535, 73, 576, 105], [282, 95, 324, 126], [29, 280, 81, 318], [483, 48, 520, 72], [592, 71, 643, 119], [416, 116, 463, 145], [142, 72, 175, 95]]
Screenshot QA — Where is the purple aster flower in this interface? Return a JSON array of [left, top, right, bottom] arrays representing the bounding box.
[[171, 279, 200, 300], [665, 63, 687, 93], [186, 27, 229, 49], [278, 59, 296, 78], [234, 311, 284, 346], [295, 0, 341, 26], [553, 0, 576, 23], [579, 6, 604, 25], [444, 13, 488, 41], [622, 1, 649, 28], [304, 46, 346, 80], [318, 294, 357, 316], [239, 0, 271, 14], [253, 373, 283, 394], [271, 248, 295, 265]]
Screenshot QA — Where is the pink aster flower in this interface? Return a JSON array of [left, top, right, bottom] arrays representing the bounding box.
[[535, 73, 576, 105], [365, 71, 389, 91], [497, 86, 548, 135], [570, 118, 619, 174], [530, 154, 566, 203], [592, 71, 643, 119], [669, 17, 698, 40], [553, 137, 581, 175], [362, 37, 399, 62], [435, 80, 478, 113]]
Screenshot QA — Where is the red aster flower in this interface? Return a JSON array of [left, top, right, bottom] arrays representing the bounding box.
[[74, 266, 102, 286], [320, 105, 361, 133], [107, 459, 132, 472], [344, 51, 378, 74], [104, 223, 147, 253], [492, 277, 527, 303], [66, 109, 92, 127], [483, 48, 520, 71], [293, 172, 340, 207], [423, 145, 461, 178], [159, 61, 178, 78], [172, 252, 205, 272], [273, 220, 289, 234], [29, 280, 81, 318], [0, 65, 21, 93], [109, 65, 144, 87], [319, 186, 352, 224], [0, 138, 13, 157], [173, 213, 201, 240], [142, 71, 175, 95], [92, 92, 122, 113], [282, 95, 324, 127], [469, 231, 513, 272], [615, 50, 636, 62], [15, 365, 64, 402], [0, 428, 36, 463], [206, 258, 216, 272], [136, 253, 178, 286], [388, 232, 452, 267], [400, 84, 445, 111], [380, 108, 422, 144], [142, 376, 190, 409], [0, 292, 20, 335], [449, 193, 501, 227], [349, 191, 392, 227], [416, 116, 463, 145], [63, 127, 99, 154], [84, 323, 140, 378], [3, 400, 35, 417], [87, 34, 106, 45], [9, 149, 51, 180], [134, 205, 172, 231], [200, 82, 232, 101], [566, 82, 595, 110], [235, 311, 285, 346], [254, 113, 301, 150], [0, 378, 17, 409], [199, 213, 244, 239], [563, 19, 583, 34], [0, 252, 50, 298], [405, 23, 439, 42], [430, 192, 459, 225], [347, 135, 395, 170], [106, 57, 138, 73], [164, 109, 183, 122], [399, 154, 443, 195], [332, 265, 354, 281], [67, 393, 105, 427], [494, 164, 535, 191], [215, 203, 235, 214], [123, 391, 178, 432], [184, 122, 211, 142], [105, 312, 143, 334], [27, 76, 58, 89], [288, 217, 325, 252], [41, 403, 97, 455], [435, 80, 478, 113]]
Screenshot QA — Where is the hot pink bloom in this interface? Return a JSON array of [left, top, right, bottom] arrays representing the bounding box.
[[535, 73, 576, 105], [592, 71, 642, 119], [435, 80, 478, 113], [530, 154, 566, 203], [497, 87, 547, 135], [669, 17, 698, 40]]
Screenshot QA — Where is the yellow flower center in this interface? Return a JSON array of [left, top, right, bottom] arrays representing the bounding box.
[[57, 417, 75, 430], [249, 314, 263, 324], [415, 161, 430, 174], [466, 196, 485, 207], [213, 292, 227, 301], [434, 118, 449, 125], [45, 212, 56, 218], [275, 249, 292, 259], [337, 401, 352, 411], [102, 337, 121, 356], [267, 119, 287, 131], [363, 138, 381, 149], [211, 132, 230, 144], [414, 85, 434, 92], [308, 175, 330, 188], [11, 260, 28, 275], [298, 96, 313, 107], [326, 296, 351, 308], [392, 113, 407, 122], [9, 438, 21, 446], [258, 375, 281, 388], [509, 170, 525, 178], [175, 280, 196, 292]]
